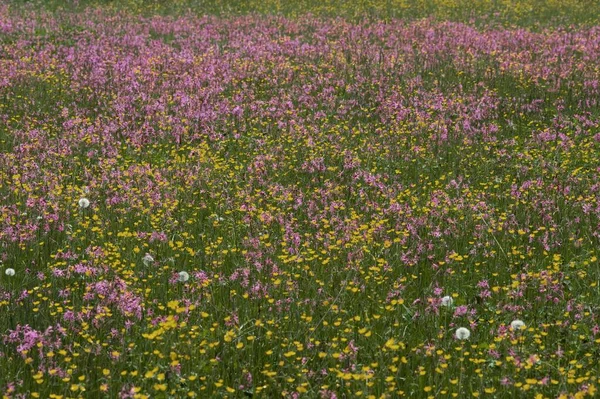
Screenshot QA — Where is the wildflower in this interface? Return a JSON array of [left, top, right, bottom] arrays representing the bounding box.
[[453, 305, 468, 317], [5, 268, 15, 276], [178, 271, 190, 282], [441, 296, 454, 307], [78, 198, 90, 209], [510, 319, 526, 331], [455, 327, 471, 340], [142, 254, 154, 266]]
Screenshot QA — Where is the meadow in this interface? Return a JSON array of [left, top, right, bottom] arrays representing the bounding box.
[[1, 0, 600, 398]]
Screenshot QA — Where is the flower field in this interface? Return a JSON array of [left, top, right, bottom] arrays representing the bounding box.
[[1, 1, 600, 398]]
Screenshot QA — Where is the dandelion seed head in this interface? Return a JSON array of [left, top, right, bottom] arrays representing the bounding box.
[[455, 327, 471, 340], [78, 198, 90, 209], [178, 271, 190, 282], [441, 295, 454, 307], [510, 319, 526, 331], [142, 253, 154, 266]]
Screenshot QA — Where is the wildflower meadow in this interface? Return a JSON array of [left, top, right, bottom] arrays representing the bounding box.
[[1, 0, 600, 398]]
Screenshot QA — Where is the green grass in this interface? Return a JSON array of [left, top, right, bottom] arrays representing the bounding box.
[[6, 0, 600, 27], [1, 3, 600, 398]]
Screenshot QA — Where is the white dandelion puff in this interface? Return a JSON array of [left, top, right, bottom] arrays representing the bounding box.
[[441, 295, 454, 307], [142, 253, 154, 266], [5, 268, 15, 277], [510, 319, 526, 331], [455, 327, 471, 340], [78, 198, 90, 209], [178, 271, 190, 282]]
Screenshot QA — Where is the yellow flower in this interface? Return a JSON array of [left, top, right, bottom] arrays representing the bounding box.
[[153, 384, 167, 391]]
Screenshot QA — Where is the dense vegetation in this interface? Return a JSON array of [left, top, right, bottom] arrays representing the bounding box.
[[1, 1, 600, 398]]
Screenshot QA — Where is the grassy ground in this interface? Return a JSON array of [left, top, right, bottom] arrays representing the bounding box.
[[1, 1, 600, 398], [7, 0, 600, 26]]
